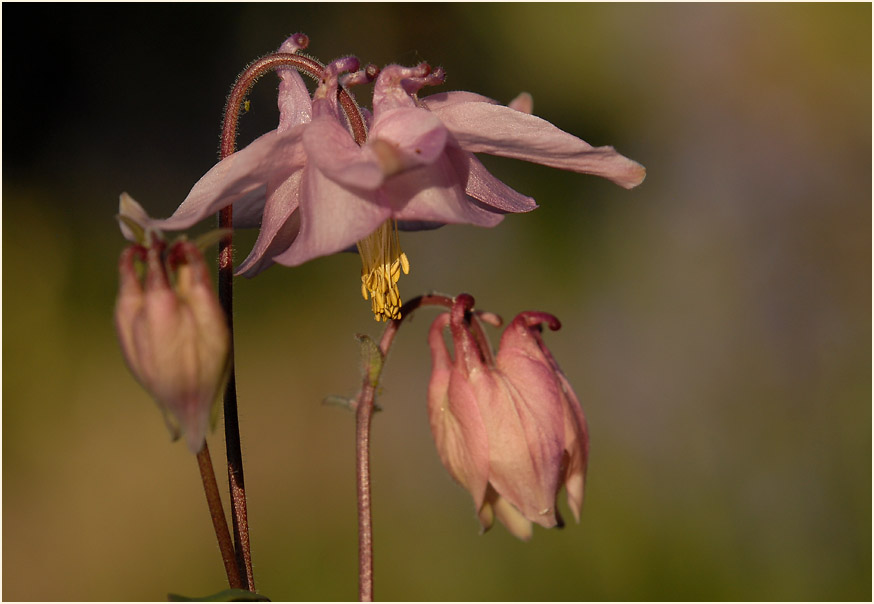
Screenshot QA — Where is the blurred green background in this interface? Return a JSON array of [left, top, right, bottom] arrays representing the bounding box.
[[3, 3, 870, 601]]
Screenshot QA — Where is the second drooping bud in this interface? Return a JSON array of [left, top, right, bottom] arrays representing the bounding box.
[[427, 294, 589, 540]]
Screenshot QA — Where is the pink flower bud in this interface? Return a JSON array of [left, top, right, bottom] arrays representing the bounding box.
[[427, 295, 589, 540], [115, 239, 230, 453]]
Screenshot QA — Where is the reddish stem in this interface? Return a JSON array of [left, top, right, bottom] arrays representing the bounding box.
[[355, 294, 475, 601], [196, 443, 244, 590], [219, 49, 378, 598], [217, 50, 330, 593]]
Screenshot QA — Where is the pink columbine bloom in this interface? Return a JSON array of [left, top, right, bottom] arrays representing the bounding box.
[[427, 294, 589, 540], [144, 35, 644, 320], [115, 205, 230, 454]]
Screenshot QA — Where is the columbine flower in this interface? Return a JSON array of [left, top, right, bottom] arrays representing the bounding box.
[[115, 195, 230, 453], [143, 34, 645, 321], [427, 294, 589, 540]]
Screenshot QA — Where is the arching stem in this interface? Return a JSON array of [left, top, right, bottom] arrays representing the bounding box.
[[218, 47, 380, 597], [217, 50, 331, 593]]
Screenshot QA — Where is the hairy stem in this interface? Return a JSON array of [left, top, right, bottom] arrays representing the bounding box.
[[196, 443, 244, 589], [216, 160, 253, 589], [354, 293, 457, 601], [355, 379, 376, 602], [215, 51, 328, 592], [218, 48, 373, 594], [220, 52, 368, 158]]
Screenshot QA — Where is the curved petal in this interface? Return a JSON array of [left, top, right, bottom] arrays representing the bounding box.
[[372, 64, 430, 113], [421, 91, 499, 111], [432, 101, 646, 189], [271, 166, 390, 267], [444, 147, 538, 214], [235, 170, 304, 277], [427, 313, 491, 509], [152, 128, 307, 231], [385, 155, 505, 227], [231, 187, 271, 229], [488, 488, 534, 541], [475, 369, 564, 529], [370, 107, 448, 169], [276, 39, 313, 132], [560, 380, 589, 522], [303, 116, 384, 190]]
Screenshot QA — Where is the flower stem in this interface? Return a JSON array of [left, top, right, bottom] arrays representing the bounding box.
[[196, 443, 244, 590], [353, 293, 456, 601], [355, 379, 376, 602], [217, 53, 324, 593], [217, 48, 374, 593]]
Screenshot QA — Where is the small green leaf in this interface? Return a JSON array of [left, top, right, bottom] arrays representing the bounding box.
[[322, 394, 382, 413], [167, 588, 270, 602], [322, 395, 357, 411]]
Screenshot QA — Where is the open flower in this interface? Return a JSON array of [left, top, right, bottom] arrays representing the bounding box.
[[115, 214, 230, 454], [143, 35, 645, 321], [427, 294, 589, 540]]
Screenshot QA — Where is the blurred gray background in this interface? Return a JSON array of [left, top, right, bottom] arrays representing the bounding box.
[[3, 3, 870, 601]]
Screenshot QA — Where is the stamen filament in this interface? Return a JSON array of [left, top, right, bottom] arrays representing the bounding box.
[[357, 220, 410, 321]]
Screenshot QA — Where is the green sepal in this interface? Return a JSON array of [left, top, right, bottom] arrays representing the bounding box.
[[116, 214, 146, 245], [167, 588, 270, 602]]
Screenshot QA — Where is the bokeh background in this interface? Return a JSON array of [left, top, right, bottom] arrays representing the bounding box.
[[3, 3, 870, 601]]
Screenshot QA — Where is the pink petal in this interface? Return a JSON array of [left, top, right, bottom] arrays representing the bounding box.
[[421, 91, 499, 112], [560, 383, 589, 522], [271, 165, 390, 267], [231, 188, 272, 228], [303, 116, 384, 190], [370, 107, 448, 170], [488, 488, 534, 541], [427, 313, 490, 508], [276, 38, 313, 132], [444, 147, 538, 214], [235, 170, 304, 277], [372, 64, 430, 114], [432, 101, 646, 189], [385, 155, 505, 227], [152, 128, 307, 232], [476, 369, 564, 528]]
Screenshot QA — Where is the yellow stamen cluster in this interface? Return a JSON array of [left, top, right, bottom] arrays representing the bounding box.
[[357, 219, 410, 321]]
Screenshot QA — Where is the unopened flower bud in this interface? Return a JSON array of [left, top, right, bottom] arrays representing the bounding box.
[[427, 294, 589, 540], [115, 238, 230, 453]]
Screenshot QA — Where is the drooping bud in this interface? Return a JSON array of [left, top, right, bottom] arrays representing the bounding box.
[[114, 236, 230, 454], [427, 294, 589, 540]]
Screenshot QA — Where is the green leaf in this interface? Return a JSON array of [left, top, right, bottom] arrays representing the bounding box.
[[167, 588, 270, 602], [322, 394, 382, 413], [322, 394, 357, 412]]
